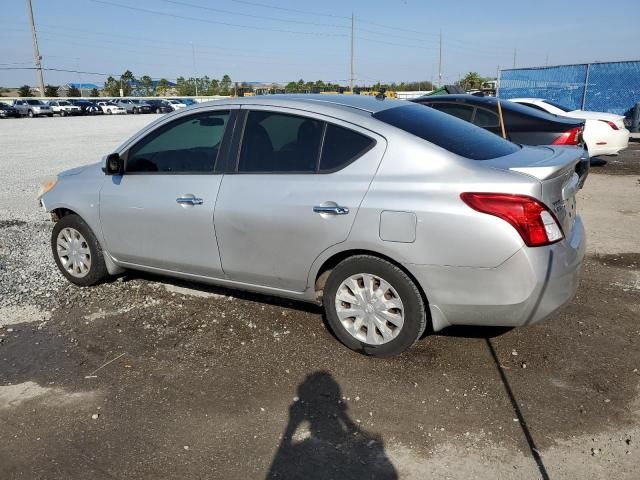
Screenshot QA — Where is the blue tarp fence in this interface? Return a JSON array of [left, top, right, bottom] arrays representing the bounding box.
[[498, 61, 640, 120]]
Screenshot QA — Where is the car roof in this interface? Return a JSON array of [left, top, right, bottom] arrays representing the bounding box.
[[203, 94, 403, 115]]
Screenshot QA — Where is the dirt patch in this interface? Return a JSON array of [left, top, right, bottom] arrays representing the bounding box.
[[591, 142, 640, 176]]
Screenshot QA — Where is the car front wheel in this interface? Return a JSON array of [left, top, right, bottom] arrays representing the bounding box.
[[27, 110, 34, 118], [51, 214, 109, 286], [322, 255, 427, 357]]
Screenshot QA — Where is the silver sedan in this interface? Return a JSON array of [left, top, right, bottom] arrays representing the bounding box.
[[39, 95, 587, 356]]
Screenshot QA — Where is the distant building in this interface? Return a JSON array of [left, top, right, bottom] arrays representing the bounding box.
[[58, 83, 101, 96]]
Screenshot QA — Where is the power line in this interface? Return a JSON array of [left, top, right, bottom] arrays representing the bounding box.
[[228, 0, 351, 20], [158, 0, 349, 29], [90, 0, 348, 37]]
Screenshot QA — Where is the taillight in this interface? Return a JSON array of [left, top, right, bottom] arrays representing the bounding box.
[[552, 126, 582, 145], [460, 193, 564, 247], [600, 120, 619, 130]]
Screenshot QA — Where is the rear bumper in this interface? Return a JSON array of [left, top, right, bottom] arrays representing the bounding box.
[[587, 128, 630, 156], [407, 216, 586, 331]]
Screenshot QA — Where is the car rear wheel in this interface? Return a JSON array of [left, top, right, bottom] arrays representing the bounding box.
[[323, 255, 427, 357], [133, 107, 139, 114], [51, 214, 109, 287]]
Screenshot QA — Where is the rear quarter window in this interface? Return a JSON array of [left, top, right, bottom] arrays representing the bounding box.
[[319, 124, 375, 172], [374, 103, 519, 160]]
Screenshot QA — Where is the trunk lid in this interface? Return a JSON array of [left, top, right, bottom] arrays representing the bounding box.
[[484, 145, 589, 237], [567, 110, 627, 129]]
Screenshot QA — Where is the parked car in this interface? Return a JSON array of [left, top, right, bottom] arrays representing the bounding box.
[[96, 101, 127, 115], [12, 99, 53, 117], [48, 100, 82, 117], [70, 100, 102, 115], [167, 99, 187, 110], [509, 98, 630, 156], [411, 95, 586, 148], [39, 95, 587, 356], [114, 99, 152, 114], [145, 99, 173, 114], [0, 103, 21, 118]]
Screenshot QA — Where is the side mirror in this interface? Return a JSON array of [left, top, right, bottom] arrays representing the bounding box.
[[104, 152, 124, 175]]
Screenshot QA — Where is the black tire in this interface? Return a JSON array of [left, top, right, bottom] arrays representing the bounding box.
[[27, 110, 34, 118], [155, 108, 161, 114], [107, 109, 112, 115], [133, 107, 138, 114], [60, 110, 66, 117], [322, 255, 427, 357], [51, 214, 109, 287]]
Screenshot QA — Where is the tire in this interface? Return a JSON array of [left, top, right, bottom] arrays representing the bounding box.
[[107, 109, 112, 114], [51, 214, 109, 287], [156, 108, 161, 114], [27, 110, 34, 118], [133, 107, 138, 114], [322, 255, 427, 357], [60, 110, 66, 117]]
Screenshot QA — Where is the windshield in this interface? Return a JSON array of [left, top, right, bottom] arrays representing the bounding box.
[[544, 100, 572, 112], [26, 100, 43, 105], [59, 101, 71, 106], [373, 103, 520, 160]]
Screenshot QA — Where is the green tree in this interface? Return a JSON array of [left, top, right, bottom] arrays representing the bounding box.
[[176, 76, 195, 96], [103, 76, 120, 97], [219, 74, 232, 96], [139, 75, 154, 96], [206, 78, 220, 96], [44, 84, 58, 97], [89, 88, 100, 97], [120, 70, 135, 96], [157, 78, 170, 96], [457, 72, 484, 90], [67, 85, 81, 97], [18, 85, 33, 97]]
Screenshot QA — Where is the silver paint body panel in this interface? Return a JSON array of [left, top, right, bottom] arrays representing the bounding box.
[[42, 95, 586, 331]]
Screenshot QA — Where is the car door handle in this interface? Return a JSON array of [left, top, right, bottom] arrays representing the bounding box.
[[313, 205, 349, 215], [176, 196, 204, 205]]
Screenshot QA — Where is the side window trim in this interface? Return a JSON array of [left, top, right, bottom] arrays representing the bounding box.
[[122, 109, 235, 175]]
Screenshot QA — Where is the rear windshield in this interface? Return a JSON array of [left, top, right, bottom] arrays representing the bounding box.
[[544, 100, 572, 112], [374, 104, 520, 160]]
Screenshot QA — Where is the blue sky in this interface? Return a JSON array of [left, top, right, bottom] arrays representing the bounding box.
[[1, 0, 638, 88]]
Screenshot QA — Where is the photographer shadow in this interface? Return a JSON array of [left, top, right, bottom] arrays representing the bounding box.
[[267, 371, 397, 480]]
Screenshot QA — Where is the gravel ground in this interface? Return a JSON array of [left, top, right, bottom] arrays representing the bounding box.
[[0, 117, 639, 479]]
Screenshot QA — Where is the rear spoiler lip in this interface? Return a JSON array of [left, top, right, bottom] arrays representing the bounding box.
[[509, 147, 589, 186]]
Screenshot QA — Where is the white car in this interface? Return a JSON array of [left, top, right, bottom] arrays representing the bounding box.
[[166, 99, 187, 110], [510, 98, 629, 157], [47, 100, 81, 117], [97, 102, 127, 115]]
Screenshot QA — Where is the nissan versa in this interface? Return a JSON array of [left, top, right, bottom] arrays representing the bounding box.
[[39, 95, 588, 356]]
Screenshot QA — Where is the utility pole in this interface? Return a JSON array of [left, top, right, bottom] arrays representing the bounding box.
[[191, 41, 198, 97], [513, 48, 517, 68], [438, 30, 442, 88], [26, 0, 45, 96], [350, 13, 354, 92]]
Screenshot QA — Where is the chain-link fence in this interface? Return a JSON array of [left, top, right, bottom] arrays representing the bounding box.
[[498, 61, 640, 121]]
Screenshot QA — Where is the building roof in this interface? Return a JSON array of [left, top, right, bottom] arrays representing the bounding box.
[[68, 83, 100, 90]]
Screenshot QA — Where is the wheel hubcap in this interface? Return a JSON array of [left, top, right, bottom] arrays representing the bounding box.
[[56, 227, 91, 278], [335, 273, 405, 345]]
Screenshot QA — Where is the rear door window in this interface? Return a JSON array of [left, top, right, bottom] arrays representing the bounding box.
[[473, 108, 499, 128], [430, 103, 474, 122], [374, 104, 520, 160], [319, 124, 375, 172], [238, 111, 323, 173]]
